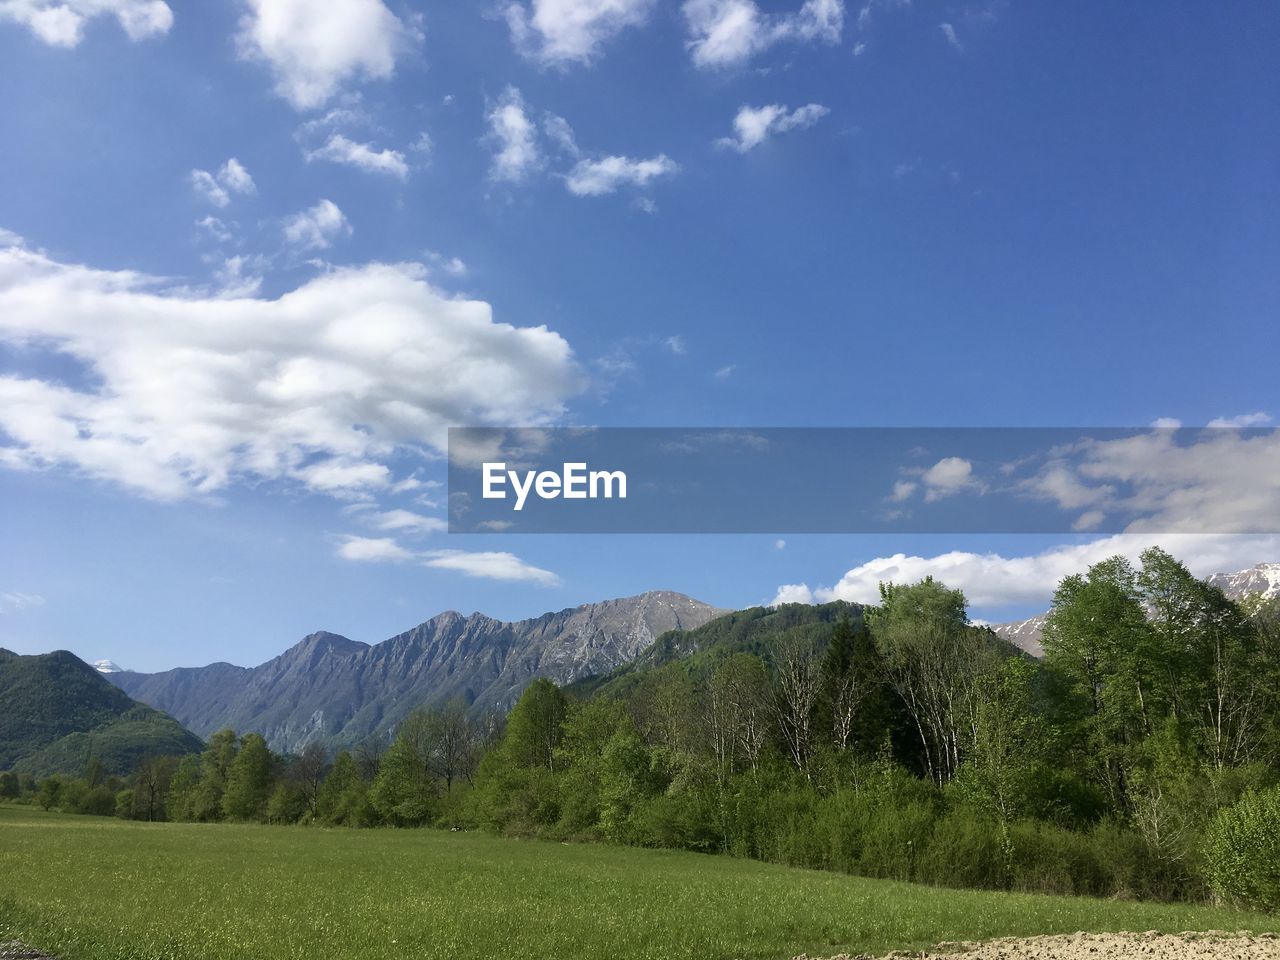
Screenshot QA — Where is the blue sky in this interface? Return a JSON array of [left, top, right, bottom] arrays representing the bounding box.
[[1, 0, 1277, 671]]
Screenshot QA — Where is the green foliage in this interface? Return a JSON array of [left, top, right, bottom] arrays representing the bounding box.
[[369, 733, 435, 826], [1204, 786, 1280, 912], [221, 734, 274, 821], [0, 649, 201, 777], [318, 751, 372, 826]]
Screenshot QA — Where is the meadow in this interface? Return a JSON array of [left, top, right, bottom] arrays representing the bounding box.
[[0, 807, 1276, 960]]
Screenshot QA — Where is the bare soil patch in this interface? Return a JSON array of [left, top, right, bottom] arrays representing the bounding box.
[[0, 942, 54, 960], [799, 931, 1280, 960]]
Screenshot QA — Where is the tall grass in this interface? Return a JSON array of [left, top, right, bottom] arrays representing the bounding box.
[[0, 806, 1275, 960]]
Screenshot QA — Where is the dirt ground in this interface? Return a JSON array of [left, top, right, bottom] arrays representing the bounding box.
[[797, 931, 1280, 960], [0, 942, 53, 960]]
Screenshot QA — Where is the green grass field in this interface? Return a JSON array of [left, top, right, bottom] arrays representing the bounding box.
[[0, 806, 1275, 960]]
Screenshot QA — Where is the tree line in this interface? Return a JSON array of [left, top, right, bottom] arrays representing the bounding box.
[[6, 547, 1279, 911]]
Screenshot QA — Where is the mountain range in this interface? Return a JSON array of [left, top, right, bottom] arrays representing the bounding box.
[[0, 648, 201, 777], [108, 591, 726, 754], [992, 562, 1280, 656]]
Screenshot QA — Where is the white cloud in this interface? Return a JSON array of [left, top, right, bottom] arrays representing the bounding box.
[[213, 254, 268, 298], [336, 535, 412, 562], [0, 591, 46, 613], [372, 509, 447, 535], [486, 87, 542, 183], [773, 534, 1280, 610], [939, 21, 961, 51], [1208, 412, 1272, 429], [920, 456, 978, 502], [663, 335, 686, 355], [236, 0, 420, 110], [0, 233, 581, 500], [195, 217, 233, 243], [423, 549, 560, 585], [282, 199, 351, 250], [544, 113, 581, 158], [683, 0, 843, 68], [713, 364, 735, 379], [335, 537, 559, 584], [1151, 417, 1183, 429], [190, 158, 256, 208], [771, 583, 814, 605], [774, 538, 786, 550], [1020, 429, 1280, 534], [890, 480, 917, 502], [305, 134, 408, 179], [425, 252, 468, 277], [505, 0, 655, 65], [565, 154, 678, 196], [717, 102, 828, 152], [219, 158, 255, 194], [0, 0, 171, 47]]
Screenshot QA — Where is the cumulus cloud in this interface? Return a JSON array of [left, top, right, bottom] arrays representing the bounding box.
[[305, 134, 409, 178], [565, 154, 677, 196], [486, 86, 542, 183], [236, 0, 421, 110], [683, 0, 843, 68], [771, 534, 1280, 610], [1019, 428, 1280, 534], [716, 103, 828, 152], [505, 0, 655, 65], [486, 93, 676, 201], [0, 233, 581, 500], [888, 456, 982, 504], [282, 199, 351, 250], [0, 0, 171, 47], [919, 457, 979, 502], [190, 158, 256, 208]]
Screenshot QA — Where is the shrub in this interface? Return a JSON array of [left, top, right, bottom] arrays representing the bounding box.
[[1204, 786, 1280, 912]]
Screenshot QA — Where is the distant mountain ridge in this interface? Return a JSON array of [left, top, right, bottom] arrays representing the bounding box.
[[109, 591, 727, 754], [991, 562, 1280, 656], [0, 648, 201, 777]]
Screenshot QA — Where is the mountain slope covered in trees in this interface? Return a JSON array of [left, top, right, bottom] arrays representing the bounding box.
[[110, 592, 727, 753], [0, 649, 202, 777]]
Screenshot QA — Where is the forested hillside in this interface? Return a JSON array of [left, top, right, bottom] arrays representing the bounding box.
[[12, 548, 1280, 913], [0, 649, 201, 777]]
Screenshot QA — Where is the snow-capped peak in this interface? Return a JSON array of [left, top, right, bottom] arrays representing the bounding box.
[[92, 658, 123, 674]]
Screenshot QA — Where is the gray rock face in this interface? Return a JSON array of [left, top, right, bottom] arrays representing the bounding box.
[[990, 562, 1279, 657], [990, 613, 1050, 657], [109, 591, 726, 753]]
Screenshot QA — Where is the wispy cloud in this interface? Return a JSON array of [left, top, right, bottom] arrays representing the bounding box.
[[716, 103, 829, 152], [684, 0, 843, 68], [190, 159, 256, 208], [305, 134, 409, 178]]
